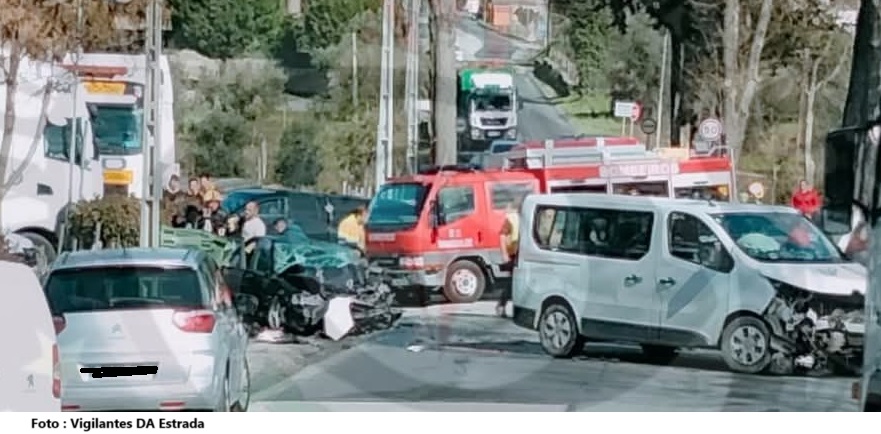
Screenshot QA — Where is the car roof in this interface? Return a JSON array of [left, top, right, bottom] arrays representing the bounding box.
[[52, 248, 204, 271], [524, 193, 798, 215]]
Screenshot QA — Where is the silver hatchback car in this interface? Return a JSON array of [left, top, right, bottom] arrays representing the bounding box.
[[44, 248, 250, 411]]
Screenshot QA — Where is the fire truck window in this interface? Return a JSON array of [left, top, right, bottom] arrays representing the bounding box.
[[613, 182, 668, 197], [437, 186, 475, 224], [491, 182, 535, 210], [675, 186, 729, 201]]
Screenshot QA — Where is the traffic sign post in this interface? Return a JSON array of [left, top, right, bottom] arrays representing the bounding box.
[[614, 101, 641, 136], [698, 118, 723, 142], [640, 117, 657, 147]]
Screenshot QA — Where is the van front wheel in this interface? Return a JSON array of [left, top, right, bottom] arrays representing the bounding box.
[[720, 316, 771, 374], [443, 260, 485, 303], [538, 303, 585, 358]]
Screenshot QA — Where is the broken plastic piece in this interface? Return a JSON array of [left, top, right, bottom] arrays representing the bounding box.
[[795, 354, 815, 369], [324, 297, 356, 341]]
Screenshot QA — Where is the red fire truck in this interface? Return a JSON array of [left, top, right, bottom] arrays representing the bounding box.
[[365, 136, 734, 303]]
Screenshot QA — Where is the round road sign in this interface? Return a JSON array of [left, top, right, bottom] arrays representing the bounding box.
[[631, 103, 642, 121], [699, 118, 723, 141], [748, 182, 765, 199], [640, 118, 657, 135]]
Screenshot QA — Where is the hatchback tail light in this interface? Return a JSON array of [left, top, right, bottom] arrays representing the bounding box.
[[172, 310, 216, 333], [52, 344, 61, 399], [53, 316, 66, 335]]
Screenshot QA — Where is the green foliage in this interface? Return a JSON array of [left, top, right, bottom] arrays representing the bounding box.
[[68, 196, 146, 248], [293, 0, 383, 52], [275, 121, 322, 187], [169, 0, 286, 59], [190, 110, 250, 177]]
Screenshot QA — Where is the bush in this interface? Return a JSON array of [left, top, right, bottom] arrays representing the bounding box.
[[68, 196, 175, 249]]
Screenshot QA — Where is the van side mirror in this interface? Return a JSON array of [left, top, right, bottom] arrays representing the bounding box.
[[698, 237, 734, 273]]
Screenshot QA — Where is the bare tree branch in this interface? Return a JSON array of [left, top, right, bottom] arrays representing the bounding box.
[[738, 0, 773, 116]]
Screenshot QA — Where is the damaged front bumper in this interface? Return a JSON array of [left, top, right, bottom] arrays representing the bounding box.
[[763, 279, 865, 375]]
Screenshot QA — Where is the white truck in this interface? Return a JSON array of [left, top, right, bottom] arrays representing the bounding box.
[[65, 53, 178, 198], [457, 66, 521, 152], [1, 57, 102, 266]]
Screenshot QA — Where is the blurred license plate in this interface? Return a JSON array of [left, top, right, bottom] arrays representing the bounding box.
[[487, 131, 501, 137], [390, 278, 409, 287]]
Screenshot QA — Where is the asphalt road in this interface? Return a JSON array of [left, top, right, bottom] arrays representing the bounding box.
[[456, 16, 577, 142], [249, 302, 858, 411]]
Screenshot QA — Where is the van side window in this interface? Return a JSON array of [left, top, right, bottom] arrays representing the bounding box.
[[589, 209, 653, 260], [437, 186, 475, 224], [668, 212, 733, 273], [490, 182, 535, 210], [532, 206, 653, 260]]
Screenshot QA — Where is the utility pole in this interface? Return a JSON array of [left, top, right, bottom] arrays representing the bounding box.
[[352, 32, 359, 110], [59, 0, 85, 252], [656, 29, 669, 149], [375, 0, 395, 189], [431, 0, 457, 165], [139, 0, 163, 248], [405, 0, 422, 173]]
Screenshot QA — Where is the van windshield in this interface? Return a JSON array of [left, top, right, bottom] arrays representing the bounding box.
[[44, 266, 205, 314], [367, 183, 429, 230], [712, 212, 843, 263]]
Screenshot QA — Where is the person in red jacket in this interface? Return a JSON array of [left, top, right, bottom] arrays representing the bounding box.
[[790, 180, 822, 220]]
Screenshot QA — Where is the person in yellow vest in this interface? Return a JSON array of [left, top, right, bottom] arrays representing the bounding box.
[[337, 206, 367, 252], [496, 196, 522, 317]]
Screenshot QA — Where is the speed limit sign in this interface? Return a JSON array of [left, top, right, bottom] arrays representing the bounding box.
[[699, 118, 723, 141]]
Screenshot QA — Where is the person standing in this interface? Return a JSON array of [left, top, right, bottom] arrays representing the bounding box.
[[162, 174, 187, 227], [337, 206, 367, 251], [201, 190, 227, 235], [241, 201, 267, 243], [496, 197, 522, 318], [791, 179, 822, 221]]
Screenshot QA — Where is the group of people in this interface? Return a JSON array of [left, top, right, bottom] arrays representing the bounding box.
[[162, 173, 268, 243]]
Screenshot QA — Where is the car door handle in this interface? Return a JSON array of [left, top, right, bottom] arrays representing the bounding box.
[[659, 277, 676, 286], [624, 274, 642, 286]]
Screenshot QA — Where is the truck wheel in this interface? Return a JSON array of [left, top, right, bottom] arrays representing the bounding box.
[[720, 316, 771, 374], [443, 260, 485, 303], [19, 232, 56, 269], [538, 302, 585, 358]]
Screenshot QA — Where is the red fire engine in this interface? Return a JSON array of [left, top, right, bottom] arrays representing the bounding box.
[[365, 136, 734, 304]]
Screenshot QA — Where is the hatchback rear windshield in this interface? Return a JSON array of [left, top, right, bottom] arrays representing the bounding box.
[[44, 267, 205, 314]]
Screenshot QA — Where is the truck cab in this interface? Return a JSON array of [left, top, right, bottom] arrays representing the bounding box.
[[458, 65, 520, 152], [366, 167, 537, 303]]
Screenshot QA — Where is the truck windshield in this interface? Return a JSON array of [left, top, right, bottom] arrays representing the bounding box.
[[712, 212, 843, 263], [367, 183, 429, 230], [473, 94, 512, 111], [90, 104, 143, 156]]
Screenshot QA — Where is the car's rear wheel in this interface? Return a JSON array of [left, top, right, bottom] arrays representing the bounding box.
[[538, 302, 585, 358], [720, 316, 771, 374]]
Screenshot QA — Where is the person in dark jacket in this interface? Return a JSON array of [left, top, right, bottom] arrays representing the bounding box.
[[163, 174, 187, 227]]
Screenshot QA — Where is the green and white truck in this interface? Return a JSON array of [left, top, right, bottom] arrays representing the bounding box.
[[456, 65, 521, 152]]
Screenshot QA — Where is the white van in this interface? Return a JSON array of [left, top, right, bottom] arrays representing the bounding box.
[[512, 194, 867, 375], [0, 260, 60, 411]]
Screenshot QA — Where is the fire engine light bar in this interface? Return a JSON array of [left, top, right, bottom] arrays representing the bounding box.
[[102, 158, 126, 170]]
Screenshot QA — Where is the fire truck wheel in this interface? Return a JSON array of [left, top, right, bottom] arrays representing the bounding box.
[[443, 260, 486, 303]]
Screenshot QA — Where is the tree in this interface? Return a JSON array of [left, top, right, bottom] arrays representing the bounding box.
[[275, 122, 322, 187], [294, 0, 383, 53], [0, 0, 137, 234], [169, 0, 286, 59], [189, 110, 250, 177]]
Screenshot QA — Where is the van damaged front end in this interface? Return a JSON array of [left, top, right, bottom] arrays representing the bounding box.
[[762, 278, 865, 375]]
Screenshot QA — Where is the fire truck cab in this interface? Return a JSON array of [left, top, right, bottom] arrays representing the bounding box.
[[365, 136, 735, 304]]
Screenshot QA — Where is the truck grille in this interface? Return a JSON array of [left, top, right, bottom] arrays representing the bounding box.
[[480, 117, 507, 126]]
